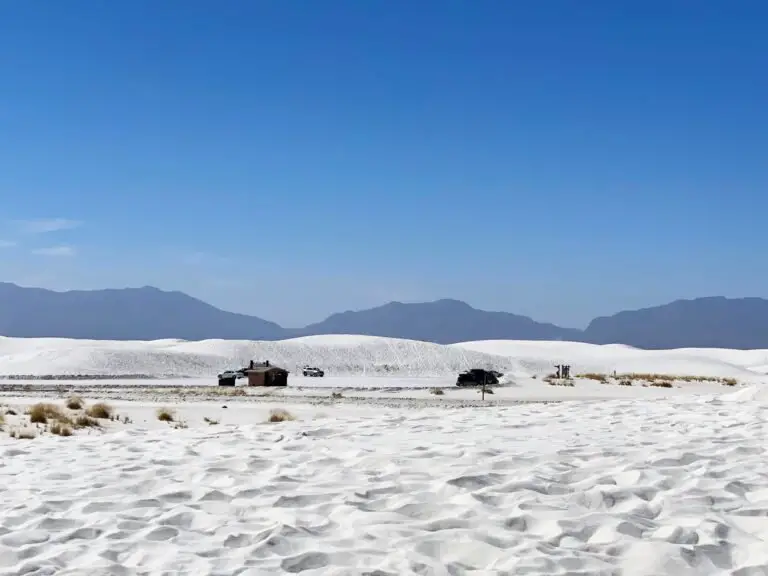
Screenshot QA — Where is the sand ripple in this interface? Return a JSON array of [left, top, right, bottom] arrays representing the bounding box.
[[3, 398, 768, 575]]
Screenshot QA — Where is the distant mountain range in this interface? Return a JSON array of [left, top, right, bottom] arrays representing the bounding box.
[[1, 282, 767, 349]]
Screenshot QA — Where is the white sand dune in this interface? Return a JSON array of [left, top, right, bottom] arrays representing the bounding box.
[[2, 334, 768, 380], [454, 339, 767, 380], [3, 395, 768, 575], [0, 335, 516, 378]]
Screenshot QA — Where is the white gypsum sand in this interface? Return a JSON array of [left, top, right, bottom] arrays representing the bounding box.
[[1, 334, 767, 380], [2, 390, 768, 575], [3, 336, 768, 574]]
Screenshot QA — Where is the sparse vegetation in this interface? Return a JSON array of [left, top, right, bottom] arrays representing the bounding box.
[[66, 395, 84, 410], [157, 408, 175, 422], [330, 392, 343, 399], [430, 388, 445, 396], [548, 379, 575, 387], [74, 415, 101, 428], [268, 408, 296, 422], [651, 381, 673, 388], [204, 416, 219, 425], [86, 402, 113, 419], [578, 373, 609, 383], [50, 422, 73, 436], [572, 372, 738, 388], [29, 403, 71, 425]]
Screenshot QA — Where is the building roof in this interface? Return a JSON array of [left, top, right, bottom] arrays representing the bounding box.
[[245, 366, 288, 374]]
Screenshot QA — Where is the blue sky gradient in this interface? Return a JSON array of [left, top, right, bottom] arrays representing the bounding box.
[[1, 0, 767, 327]]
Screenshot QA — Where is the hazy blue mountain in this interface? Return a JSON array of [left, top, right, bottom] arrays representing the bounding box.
[[582, 296, 768, 350], [298, 299, 582, 344], [0, 283, 286, 341], [2, 283, 768, 349]]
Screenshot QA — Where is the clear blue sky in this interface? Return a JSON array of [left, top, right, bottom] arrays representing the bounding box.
[[1, 0, 766, 328]]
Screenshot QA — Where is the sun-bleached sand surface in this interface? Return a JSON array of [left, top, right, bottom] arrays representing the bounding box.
[[3, 335, 768, 574], [2, 389, 768, 575]]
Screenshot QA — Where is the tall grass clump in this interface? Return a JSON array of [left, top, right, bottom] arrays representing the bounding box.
[[74, 415, 101, 428], [86, 402, 113, 419], [66, 396, 84, 410], [29, 403, 71, 425], [50, 422, 73, 436], [268, 408, 296, 422], [157, 408, 175, 422]]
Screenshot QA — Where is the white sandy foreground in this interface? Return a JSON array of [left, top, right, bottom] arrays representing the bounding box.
[[3, 388, 768, 576]]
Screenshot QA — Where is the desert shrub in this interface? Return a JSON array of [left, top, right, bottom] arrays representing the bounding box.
[[74, 415, 101, 428], [156, 408, 175, 422], [651, 381, 673, 388], [203, 416, 219, 425], [578, 373, 608, 383], [430, 388, 445, 396], [86, 403, 113, 419], [66, 396, 84, 410], [548, 380, 575, 387], [5, 408, 16, 416], [618, 379, 633, 386], [50, 422, 73, 436], [330, 392, 343, 399], [29, 403, 71, 425], [722, 378, 738, 386], [268, 408, 295, 422]]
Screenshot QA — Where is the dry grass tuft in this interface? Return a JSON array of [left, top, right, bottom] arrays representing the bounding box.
[[157, 408, 175, 422], [29, 403, 71, 425], [50, 422, 73, 436], [430, 388, 445, 396], [74, 415, 101, 428], [268, 408, 296, 422], [0, 413, 4, 426], [548, 379, 575, 387], [65, 395, 84, 410], [86, 402, 113, 419], [722, 378, 738, 386], [330, 391, 343, 399], [578, 373, 609, 383], [651, 381, 673, 388], [618, 379, 633, 386]]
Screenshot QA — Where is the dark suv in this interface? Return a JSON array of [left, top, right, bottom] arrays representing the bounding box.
[[456, 368, 500, 387]]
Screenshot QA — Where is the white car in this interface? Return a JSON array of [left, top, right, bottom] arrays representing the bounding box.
[[302, 366, 325, 377]]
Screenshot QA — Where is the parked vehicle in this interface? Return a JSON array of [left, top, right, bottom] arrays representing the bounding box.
[[217, 369, 246, 386], [456, 368, 500, 387], [302, 366, 325, 377]]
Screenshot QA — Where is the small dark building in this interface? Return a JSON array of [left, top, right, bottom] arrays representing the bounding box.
[[246, 365, 289, 387]]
